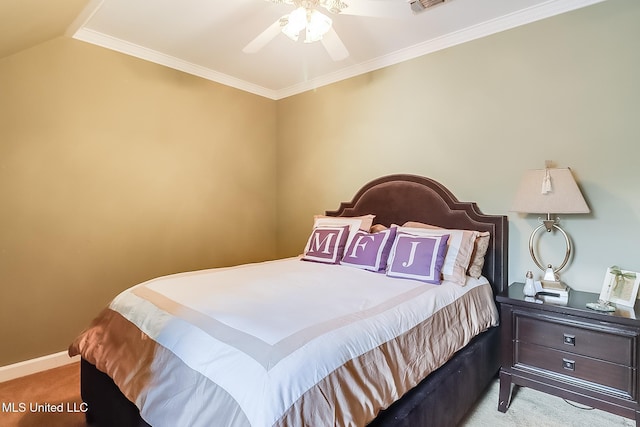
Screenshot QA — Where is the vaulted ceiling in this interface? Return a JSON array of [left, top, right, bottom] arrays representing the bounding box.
[[0, 0, 88, 59], [3, 0, 603, 99]]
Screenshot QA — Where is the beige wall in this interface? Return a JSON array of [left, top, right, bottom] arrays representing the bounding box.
[[0, 38, 278, 365], [277, 1, 640, 292]]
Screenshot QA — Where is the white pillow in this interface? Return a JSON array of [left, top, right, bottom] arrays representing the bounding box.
[[403, 221, 490, 279], [310, 214, 375, 249]]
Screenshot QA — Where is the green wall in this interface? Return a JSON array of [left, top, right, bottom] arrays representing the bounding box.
[[276, 0, 640, 292]]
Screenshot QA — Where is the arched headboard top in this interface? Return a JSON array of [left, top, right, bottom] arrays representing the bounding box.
[[325, 174, 508, 294]]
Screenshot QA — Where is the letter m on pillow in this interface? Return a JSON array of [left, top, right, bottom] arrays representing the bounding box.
[[312, 231, 339, 254], [302, 225, 350, 264]]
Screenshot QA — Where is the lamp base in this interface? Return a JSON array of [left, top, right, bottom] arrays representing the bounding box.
[[528, 223, 572, 276], [540, 279, 568, 291]]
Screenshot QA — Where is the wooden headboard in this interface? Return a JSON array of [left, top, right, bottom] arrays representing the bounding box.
[[325, 174, 508, 294]]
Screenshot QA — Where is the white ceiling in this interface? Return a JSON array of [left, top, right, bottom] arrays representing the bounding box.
[[68, 0, 603, 100]]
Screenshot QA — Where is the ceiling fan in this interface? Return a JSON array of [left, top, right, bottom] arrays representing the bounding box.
[[242, 0, 417, 62]]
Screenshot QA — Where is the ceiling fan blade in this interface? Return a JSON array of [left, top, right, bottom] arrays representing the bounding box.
[[321, 27, 349, 61], [339, 0, 412, 18], [242, 18, 284, 54]]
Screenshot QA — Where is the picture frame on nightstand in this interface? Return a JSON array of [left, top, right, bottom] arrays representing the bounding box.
[[599, 266, 640, 307]]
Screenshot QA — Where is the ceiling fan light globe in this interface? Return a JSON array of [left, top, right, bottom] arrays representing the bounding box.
[[288, 7, 307, 31], [305, 9, 332, 42], [304, 29, 319, 43], [282, 28, 300, 41], [281, 21, 300, 41], [281, 7, 306, 41]]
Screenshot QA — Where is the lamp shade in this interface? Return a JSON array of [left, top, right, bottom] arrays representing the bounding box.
[[511, 168, 590, 214]]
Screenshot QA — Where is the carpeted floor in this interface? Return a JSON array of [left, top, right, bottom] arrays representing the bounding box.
[[460, 379, 635, 427], [0, 362, 635, 426]]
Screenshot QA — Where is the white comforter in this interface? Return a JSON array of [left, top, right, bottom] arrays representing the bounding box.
[[71, 257, 499, 427]]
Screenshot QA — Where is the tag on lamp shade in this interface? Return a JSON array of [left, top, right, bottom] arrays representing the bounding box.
[[541, 169, 552, 194]]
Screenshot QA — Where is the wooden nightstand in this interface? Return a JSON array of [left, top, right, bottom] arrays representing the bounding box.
[[497, 282, 640, 424]]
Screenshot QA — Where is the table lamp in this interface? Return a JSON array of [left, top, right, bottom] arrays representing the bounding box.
[[511, 164, 590, 284]]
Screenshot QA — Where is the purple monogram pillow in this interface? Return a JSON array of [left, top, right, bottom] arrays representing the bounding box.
[[386, 232, 450, 283], [340, 227, 397, 271], [302, 225, 350, 264]]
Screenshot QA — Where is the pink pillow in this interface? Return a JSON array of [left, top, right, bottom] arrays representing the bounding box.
[[312, 214, 375, 247]]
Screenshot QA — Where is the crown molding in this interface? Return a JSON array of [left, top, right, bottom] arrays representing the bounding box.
[[65, 0, 105, 37], [72, 28, 279, 100], [275, 0, 605, 99], [71, 0, 605, 100]]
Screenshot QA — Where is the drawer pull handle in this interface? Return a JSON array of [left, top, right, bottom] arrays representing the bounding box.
[[563, 334, 576, 346], [562, 358, 575, 371]]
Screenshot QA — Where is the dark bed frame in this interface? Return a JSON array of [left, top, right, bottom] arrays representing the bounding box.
[[80, 174, 508, 427]]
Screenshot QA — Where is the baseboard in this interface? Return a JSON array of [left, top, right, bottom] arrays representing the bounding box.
[[0, 351, 81, 383]]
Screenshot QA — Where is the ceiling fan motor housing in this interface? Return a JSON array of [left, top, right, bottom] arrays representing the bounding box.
[[410, 0, 447, 14]]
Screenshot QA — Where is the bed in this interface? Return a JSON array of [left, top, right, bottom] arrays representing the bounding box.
[[70, 174, 508, 427]]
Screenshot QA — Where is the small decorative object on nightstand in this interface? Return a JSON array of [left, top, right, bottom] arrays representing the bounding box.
[[523, 271, 536, 297], [497, 283, 640, 424]]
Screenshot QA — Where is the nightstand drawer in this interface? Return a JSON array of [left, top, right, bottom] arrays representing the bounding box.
[[515, 314, 636, 366], [516, 342, 635, 397], [499, 284, 640, 420]]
